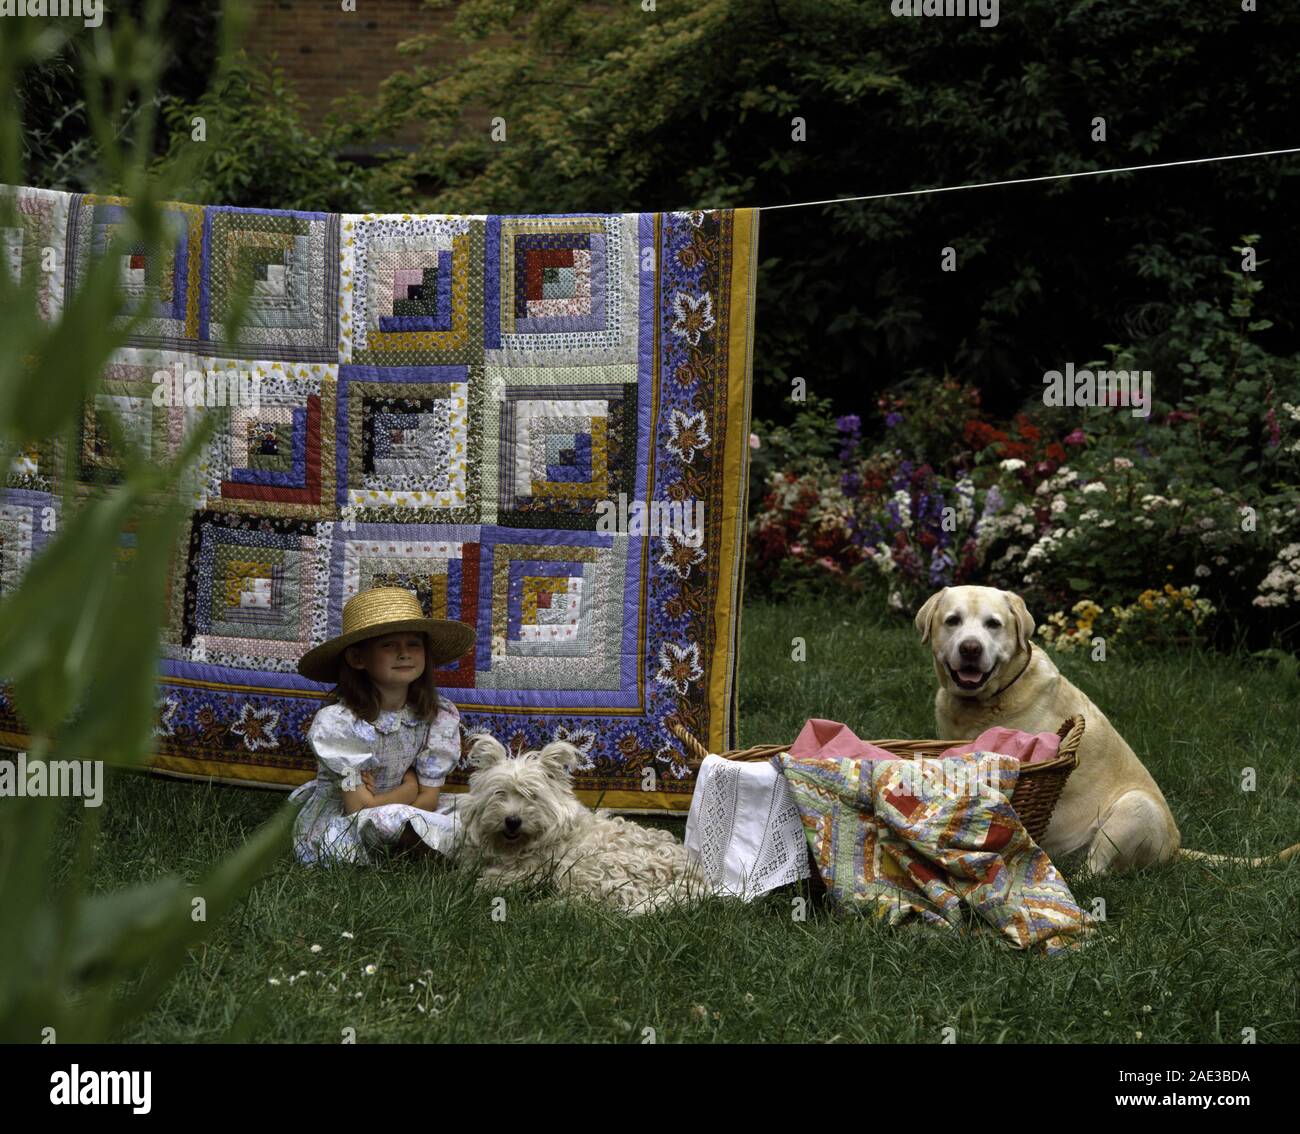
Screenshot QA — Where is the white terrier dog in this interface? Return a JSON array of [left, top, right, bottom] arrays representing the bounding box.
[[457, 735, 707, 915]]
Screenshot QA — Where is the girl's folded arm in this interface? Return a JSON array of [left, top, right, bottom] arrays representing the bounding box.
[[412, 784, 442, 811], [344, 771, 419, 811], [341, 784, 375, 815]]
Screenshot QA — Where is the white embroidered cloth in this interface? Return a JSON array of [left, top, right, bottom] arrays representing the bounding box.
[[684, 753, 810, 900]]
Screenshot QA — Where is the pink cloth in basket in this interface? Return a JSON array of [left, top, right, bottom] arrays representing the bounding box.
[[941, 726, 1062, 765], [787, 718, 897, 763]]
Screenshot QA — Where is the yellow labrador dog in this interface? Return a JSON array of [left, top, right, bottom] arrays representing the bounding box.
[[916, 585, 1300, 874], [915, 584, 1180, 874]]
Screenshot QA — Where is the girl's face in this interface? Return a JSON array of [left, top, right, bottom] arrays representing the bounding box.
[[345, 632, 426, 688]]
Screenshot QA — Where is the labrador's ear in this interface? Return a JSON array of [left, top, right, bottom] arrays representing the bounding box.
[[1004, 591, 1036, 655], [914, 588, 949, 644], [468, 733, 508, 769]]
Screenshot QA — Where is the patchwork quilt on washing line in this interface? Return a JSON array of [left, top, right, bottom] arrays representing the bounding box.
[[0, 187, 759, 811]]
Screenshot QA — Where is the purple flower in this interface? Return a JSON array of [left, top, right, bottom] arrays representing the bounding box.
[[836, 414, 862, 434], [929, 550, 953, 587], [885, 412, 903, 429]]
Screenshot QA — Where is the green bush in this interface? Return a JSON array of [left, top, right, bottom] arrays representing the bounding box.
[[153, 51, 388, 213]]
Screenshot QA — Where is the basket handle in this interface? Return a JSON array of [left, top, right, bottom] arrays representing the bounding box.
[[667, 720, 791, 766]]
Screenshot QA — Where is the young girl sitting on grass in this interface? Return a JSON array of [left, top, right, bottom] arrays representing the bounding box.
[[288, 586, 476, 866]]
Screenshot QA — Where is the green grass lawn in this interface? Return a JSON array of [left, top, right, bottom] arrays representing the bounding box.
[[45, 598, 1300, 1042]]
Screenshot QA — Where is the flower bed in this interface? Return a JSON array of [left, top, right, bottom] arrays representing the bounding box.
[[747, 251, 1300, 651]]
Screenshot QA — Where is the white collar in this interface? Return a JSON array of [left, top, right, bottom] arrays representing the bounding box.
[[373, 705, 419, 734]]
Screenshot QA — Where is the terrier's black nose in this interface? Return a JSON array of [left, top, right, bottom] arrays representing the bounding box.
[[504, 816, 522, 833], [959, 638, 983, 660]]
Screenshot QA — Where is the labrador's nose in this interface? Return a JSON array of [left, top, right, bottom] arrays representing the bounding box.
[[959, 638, 984, 660]]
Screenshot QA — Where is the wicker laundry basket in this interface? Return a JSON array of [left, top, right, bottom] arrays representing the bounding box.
[[670, 714, 1083, 845]]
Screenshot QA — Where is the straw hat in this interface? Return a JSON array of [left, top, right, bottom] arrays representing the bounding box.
[[297, 587, 476, 684]]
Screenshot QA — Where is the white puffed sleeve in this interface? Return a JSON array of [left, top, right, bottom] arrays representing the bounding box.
[[414, 698, 462, 788], [306, 704, 378, 793]]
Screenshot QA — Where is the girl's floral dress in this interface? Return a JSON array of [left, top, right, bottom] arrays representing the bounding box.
[[289, 695, 463, 865]]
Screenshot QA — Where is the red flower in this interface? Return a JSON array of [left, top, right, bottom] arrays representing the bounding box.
[[964, 421, 1001, 450], [1014, 415, 1042, 442]]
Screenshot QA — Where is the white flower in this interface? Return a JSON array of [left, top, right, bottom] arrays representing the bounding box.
[[231, 704, 281, 752], [665, 408, 711, 464], [670, 290, 716, 345], [1082, 482, 1108, 494], [364, 964, 377, 976], [310, 944, 322, 954], [1111, 457, 1134, 470], [1000, 458, 1026, 472], [1195, 565, 1211, 577], [341, 931, 354, 940], [890, 489, 912, 531], [655, 641, 704, 695], [1050, 497, 1067, 514], [268, 978, 281, 986]]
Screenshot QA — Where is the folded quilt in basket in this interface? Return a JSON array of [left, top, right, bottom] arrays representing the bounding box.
[[779, 750, 1096, 954]]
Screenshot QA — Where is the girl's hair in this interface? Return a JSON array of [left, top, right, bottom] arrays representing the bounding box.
[[327, 630, 441, 723]]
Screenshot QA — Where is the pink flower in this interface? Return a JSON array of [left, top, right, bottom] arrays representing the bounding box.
[[817, 556, 842, 574], [749, 433, 761, 450], [1064, 429, 1086, 446], [790, 543, 805, 556]]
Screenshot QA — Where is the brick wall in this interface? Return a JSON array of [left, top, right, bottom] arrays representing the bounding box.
[[241, 0, 498, 148]]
